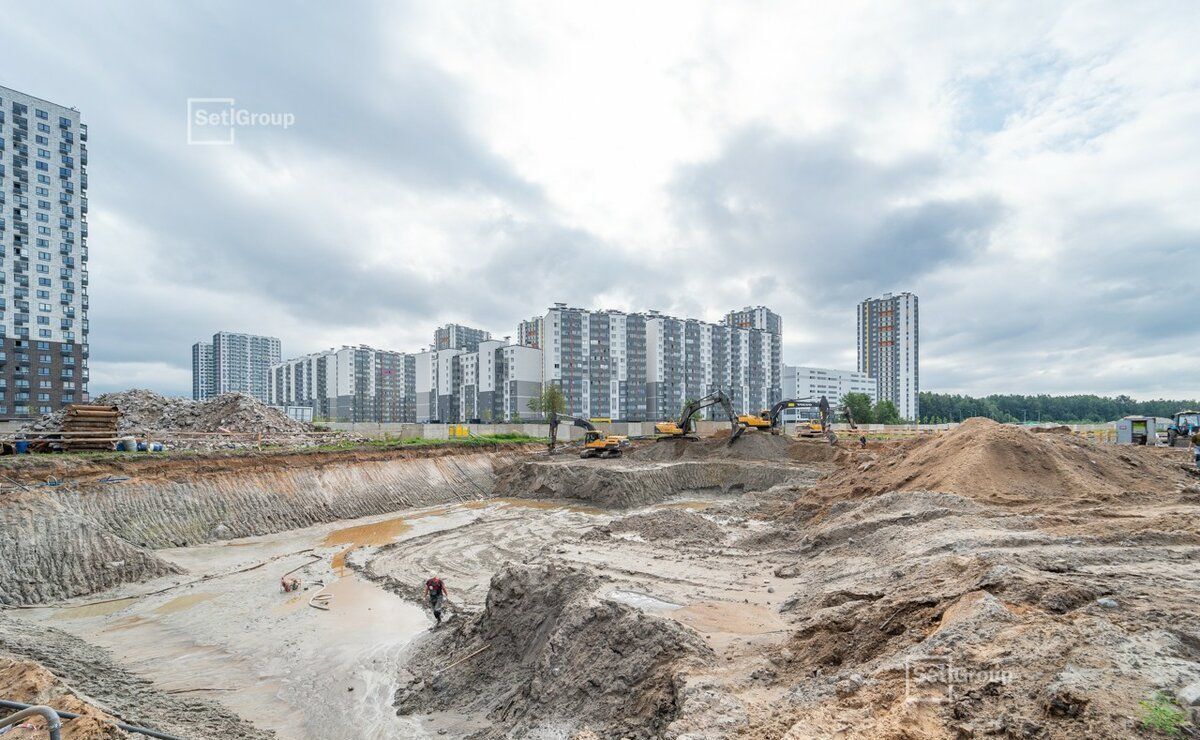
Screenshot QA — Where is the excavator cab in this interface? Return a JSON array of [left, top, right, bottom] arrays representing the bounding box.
[[549, 412, 628, 459]]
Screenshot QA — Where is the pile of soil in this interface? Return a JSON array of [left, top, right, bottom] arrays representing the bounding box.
[[627, 432, 798, 462], [591, 508, 727, 546], [396, 561, 712, 739], [0, 656, 129, 738], [21, 389, 315, 450], [818, 417, 1189, 507]]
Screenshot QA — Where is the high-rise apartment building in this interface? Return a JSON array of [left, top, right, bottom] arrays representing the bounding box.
[[434, 323, 491, 352], [268, 345, 415, 423], [211, 331, 281, 403], [191, 342, 214, 400], [0, 86, 90, 419], [517, 316, 544, 349], [415, 339, 543, 423], [857, 292, 919, 420], [540, 303, 781, 421]]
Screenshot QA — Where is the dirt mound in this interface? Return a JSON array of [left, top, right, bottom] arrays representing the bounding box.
[[494, 458, 809, 507], [818, 417, 1189, 507], [396, 561, 712, 739], [593, 509, 727, 546], [0, 656, 129, 738], [21, 389, 315, 450], [627, 431, 797, 462]]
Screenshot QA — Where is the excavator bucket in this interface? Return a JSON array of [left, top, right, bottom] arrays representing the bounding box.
[[729, 424, 745, 444]]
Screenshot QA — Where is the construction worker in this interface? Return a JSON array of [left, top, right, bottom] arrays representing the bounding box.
[[1192, 431, 1200, 470], [424, 576, 448, 625]]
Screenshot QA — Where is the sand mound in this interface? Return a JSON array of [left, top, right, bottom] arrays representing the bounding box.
[[819, 417, 1188, 506], [0, 657, 129, 738], [594, 509, 727, 546], [396, 562, 712, 739]]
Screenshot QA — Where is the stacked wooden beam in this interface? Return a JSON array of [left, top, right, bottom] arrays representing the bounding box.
[[61, 404, 121, 451]]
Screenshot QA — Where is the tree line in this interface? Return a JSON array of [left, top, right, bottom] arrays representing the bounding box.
[[916, 392, 1199, 424]]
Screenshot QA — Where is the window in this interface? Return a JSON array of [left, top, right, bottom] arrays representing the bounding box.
[[35, 135, 47, 145], [37, 200, 50, 210], [37, 148, 50, 158], [37, 123, 49, 133], [35, 109, 48, 120], [38, 252, 50, 262], [38, 354, 50, 363], [39, 329, 52, 338]]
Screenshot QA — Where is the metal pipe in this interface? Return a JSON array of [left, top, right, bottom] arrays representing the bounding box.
[[0, 700, 184, 740], [0, 704, 61, 740]]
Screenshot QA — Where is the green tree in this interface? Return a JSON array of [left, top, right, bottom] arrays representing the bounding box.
[[872, 399, 903, 425], [527, 385, 567, 417], [843, 392, 874, 425]]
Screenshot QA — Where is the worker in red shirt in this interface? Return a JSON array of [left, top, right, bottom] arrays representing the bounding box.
[[424, 576, 448, 625]]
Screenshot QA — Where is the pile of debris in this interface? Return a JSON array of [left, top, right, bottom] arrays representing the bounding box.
[[21, 389, 319, 451]]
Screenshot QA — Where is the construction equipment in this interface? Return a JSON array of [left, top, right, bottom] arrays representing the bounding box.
[[548, 411, 628, 459], [654, 389, 744, 442], [1168, 410, 1200, 447], [739, 396, 858, 444]]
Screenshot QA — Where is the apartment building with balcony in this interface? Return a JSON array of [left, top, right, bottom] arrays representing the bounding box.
[[434, 323, 491, 352], [857, 291, 919, 420], [539, 303, 781, 422], [0, 86, 90, 419], [268, 345, 414, 422], [206, 331, 280, 404], [191, 341, 214, 400]]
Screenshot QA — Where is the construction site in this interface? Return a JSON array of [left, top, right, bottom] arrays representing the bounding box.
[[1, 391, 1199, 739]]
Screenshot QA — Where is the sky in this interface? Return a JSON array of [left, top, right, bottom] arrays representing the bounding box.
[[2, 1, 1197, 399]]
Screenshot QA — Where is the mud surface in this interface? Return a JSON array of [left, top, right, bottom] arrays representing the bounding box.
[[396, 562, 714, 740]]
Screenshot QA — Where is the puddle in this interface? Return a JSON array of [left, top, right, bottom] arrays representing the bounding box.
[[49, 597, 138, 620], [606, 589, 682, 612], [154, 592, 218, 615], [323, 515, 414, 548]]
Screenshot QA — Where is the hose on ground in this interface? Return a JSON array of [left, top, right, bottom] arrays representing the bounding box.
[[0, 704, 61, 740], [0, 700, 183, 740]]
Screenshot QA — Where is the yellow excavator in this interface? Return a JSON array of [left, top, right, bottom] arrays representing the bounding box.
[[548, 411, 628, 459], [654, 389, 745, 443], [738, 396, 857, 444]]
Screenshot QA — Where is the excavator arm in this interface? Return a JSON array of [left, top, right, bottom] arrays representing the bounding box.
[[660, 389, 743, 443]]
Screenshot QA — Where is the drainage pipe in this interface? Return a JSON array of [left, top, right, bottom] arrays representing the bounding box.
[[0, 704, 61, 740], [0, 700, 184, 740]]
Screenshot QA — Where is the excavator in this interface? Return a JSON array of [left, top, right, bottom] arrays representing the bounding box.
[[547, 411, 628, 459], [654, 389, 745, 443], [738, 395, 857, 444]]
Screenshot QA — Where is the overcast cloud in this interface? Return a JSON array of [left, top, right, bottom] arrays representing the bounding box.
[[2, 1, 1196, 398]]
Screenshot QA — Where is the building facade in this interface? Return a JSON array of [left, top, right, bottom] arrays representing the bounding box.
[[539, 303, 781, 422], [416, 340, 543, 423], [517, 316, 544, 349], [268, 345, 414, 422], [210, 331, 280, 403], [434, 323, 491, 352], [857, 292, 919, 420], [780, 365, 878, 423], [191, 342, 214, 400], [0, 86, 90, 419]]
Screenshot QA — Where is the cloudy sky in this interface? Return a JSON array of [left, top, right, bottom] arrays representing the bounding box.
[[3, 1, 1197, 399]]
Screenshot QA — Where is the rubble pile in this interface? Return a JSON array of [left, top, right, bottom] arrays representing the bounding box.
[[396, 562, 713, 739], [22, 389, 318, 450]]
